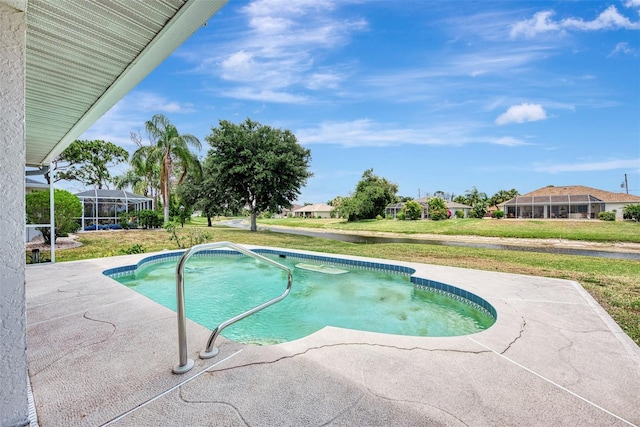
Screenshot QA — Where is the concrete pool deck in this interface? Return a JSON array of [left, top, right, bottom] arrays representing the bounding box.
[[26, 247, 640, 426]]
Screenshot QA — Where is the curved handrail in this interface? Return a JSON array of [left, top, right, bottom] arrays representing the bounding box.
[[173, 241, 292, 374]]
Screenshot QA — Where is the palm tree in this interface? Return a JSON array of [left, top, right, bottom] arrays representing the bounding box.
[[112, 169, 143, 193], [464, 186, 487, 207], [114, 132, 160, 207], [129, 143, 160, 206], [489, 188, 520, 209], [139, 114, 201, 223]]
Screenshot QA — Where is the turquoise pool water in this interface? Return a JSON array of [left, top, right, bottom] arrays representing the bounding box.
[[113, 253, 495, 344]]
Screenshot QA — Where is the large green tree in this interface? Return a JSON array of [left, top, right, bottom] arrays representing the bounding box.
[[25, 189, 82, 244], [47, 139, 128, 188], [177, 155, 242, 226], [205, 118, 312, 232], [137, 114, 201, 223], [340, 169, 398, 221]]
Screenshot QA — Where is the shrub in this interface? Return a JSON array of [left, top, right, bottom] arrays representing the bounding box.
[[120, 244, 145, 255], [376, 214, 384, 220], [26, 189, 82, 244], [164, 221, 184, 248], [493, 210, 505, 219], [118, 212, 134, 229], [402, 200, 422, 220], [455, 210, 464, 219], [137, 210, 163, 228], [470, 203, 487, 218], [599, 211, 616, 221], [427, 197, 448, 221], [397, 211, 406, 220], [623, 204, 640, 221], [165, 221, 211, 249]]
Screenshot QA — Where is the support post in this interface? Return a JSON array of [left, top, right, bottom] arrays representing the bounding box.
[[0, 3, 29, 425]]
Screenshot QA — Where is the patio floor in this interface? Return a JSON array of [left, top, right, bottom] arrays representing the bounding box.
[[26, 247, 640, 426]]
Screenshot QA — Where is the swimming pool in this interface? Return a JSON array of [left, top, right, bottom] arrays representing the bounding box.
[[105, 248, 496, 344]]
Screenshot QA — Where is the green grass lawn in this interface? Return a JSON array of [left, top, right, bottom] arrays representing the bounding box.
[[34, 217, 640, 347], [258, 217, 640, 243]]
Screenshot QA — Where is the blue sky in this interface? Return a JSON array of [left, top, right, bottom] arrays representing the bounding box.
[[80, 0, 640, 203]]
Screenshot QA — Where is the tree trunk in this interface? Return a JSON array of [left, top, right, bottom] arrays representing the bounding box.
[[163, 153, 171, 223], [250, 211, 257, 232], [207, 213, 212, 227], [40, 227, 53, 245], [163, 203, 169, 224], [163, 177, 170, 223]]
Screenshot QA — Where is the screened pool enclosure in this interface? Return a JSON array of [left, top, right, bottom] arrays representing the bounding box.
[[76, 189, 154, 230], [502, 195, 604, 219]]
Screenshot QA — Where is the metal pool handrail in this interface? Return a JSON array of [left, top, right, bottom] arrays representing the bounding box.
[[173, 241, 293, 374]]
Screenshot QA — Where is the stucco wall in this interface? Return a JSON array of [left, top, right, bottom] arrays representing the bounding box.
[[606, 202, 632, 220], [0, 2, 29, 426]]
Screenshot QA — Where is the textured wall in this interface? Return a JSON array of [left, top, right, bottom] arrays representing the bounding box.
[[0, 2, 29, 426]]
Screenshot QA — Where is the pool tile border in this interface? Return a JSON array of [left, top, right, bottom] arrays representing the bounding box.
[[103, 248, 496, 320]]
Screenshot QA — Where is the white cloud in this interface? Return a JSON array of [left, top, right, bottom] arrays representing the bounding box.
[[624, 0, 640, 8], [131, 92, 196, 114], [490, 136, 529, 146], [510, 11, 560, 38], [306, 71, 343, 90], [510, 6, 640, 38], [221, 87, 308, 104], [79, 91, 195, 149], [296, 119, 531, 148], [450, 46, 554, 76], [242, 0, 338, 19], [609, 42, 638, 56], [220, 51, 257, 81], [562, 6, 639, 30], [496, 103, 547, 125], [296, 119, 429, 147], [193, 0, 368, 103], [532, 158, 640, 173]]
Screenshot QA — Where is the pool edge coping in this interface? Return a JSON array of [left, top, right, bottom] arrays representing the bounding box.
[[102, 245, 497, 323]]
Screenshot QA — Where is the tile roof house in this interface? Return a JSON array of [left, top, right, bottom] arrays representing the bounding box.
[[500, 185, 640, 220], [292, 203, 334, 218], [280, 204, 303, 217]]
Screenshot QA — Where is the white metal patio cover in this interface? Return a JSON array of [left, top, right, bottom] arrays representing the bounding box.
[[24, 0, 227, 167]]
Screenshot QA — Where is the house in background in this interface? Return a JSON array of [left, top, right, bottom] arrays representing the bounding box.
[[442, 200, 472, 218], [386, 198, 472, 219], [25, 177, 48, 193], [279, 203, 303, 217], [500, 185, 640, 220], [385, 202, 407, 219], [293, 203, 334, 218]]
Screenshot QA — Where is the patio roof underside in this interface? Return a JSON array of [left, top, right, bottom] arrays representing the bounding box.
[[503, 195, 603, 206], [24, 0, 227, 167]]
